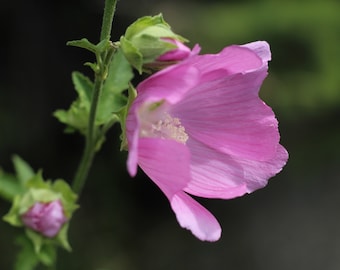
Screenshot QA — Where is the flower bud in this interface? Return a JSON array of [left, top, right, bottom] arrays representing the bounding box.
[[157, 38, 191, 62], [21, 199, 67, 238], [120, 14, 191, 73]]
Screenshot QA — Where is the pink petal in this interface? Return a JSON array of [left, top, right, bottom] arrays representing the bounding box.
[[137, 138, 221, 241], [184, 139, 248, 199], [171, 191, 221, 241], [137, 138, 191, 195], [238, 144, 289, 192], [185, 139, 288, 197], [158, 38, 191, 61], [136, 63, 200, 104], [186, 44, 264, 83], [172, 70, 279, 160], [241, 41, 271, 63]]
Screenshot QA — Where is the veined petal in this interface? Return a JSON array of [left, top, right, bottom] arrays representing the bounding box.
[[136, 64, 200, 104], [184, 139, 248, 199], [238, 144, 289, 192], [185, 139, 288, 197], [171, 191, 221, 241], [172, 70, 279, 160]]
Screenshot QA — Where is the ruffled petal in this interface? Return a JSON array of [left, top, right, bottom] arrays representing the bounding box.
[[185, 139, 288, 197], [172, 69, 279, 160], [184, 139, 248, 199], [186, 43, 265, 83], [170, 191, 221, 241]]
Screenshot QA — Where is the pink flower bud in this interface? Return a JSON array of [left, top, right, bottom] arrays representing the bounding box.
[[157, 38, 191, 62], [21, 200, 67, 238]]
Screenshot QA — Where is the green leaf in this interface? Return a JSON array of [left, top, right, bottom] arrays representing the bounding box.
[[15, 235, 40, 270], [15, 233, 57, 269], [67, 38, 110, 54], [66, 38, 98, 53], [96, 48, 134, 124], [54, 71, 93, 134], [0, 170, 23, 202], [12, 155, 35, 185], [119, 84, 137, 151], [3, 195, 23, 226], [72, 71, 93, 106]]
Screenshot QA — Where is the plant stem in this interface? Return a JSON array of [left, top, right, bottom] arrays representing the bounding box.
[[72, 77, 103, 195], [72, 0, 118, 195], [100, 0, 118, 41]]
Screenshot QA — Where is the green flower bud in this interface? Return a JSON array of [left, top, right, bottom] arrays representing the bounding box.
[[120, 14, 189, 73], [3, 172, 78, 252]]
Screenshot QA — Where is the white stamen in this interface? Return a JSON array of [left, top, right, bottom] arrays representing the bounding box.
[[140, 111, 188, 144]]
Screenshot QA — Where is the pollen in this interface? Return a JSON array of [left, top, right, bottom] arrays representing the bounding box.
[[140, 112, 189, 144]]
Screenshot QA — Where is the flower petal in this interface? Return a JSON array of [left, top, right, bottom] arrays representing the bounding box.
[[172, 69, 279, 160], [185, 43, 265, 83], [184, 139, 248, 199], [136, 64, 200, 104], [171, 191, 221, 241], [241, 41, 271, 64], [137, 137, 191, 195], [137, 138, 221, 241], [238, 144, 289, 192], [185, 139, 288, 196]]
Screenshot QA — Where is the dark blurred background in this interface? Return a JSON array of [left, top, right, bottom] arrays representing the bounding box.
[[1, 0, 340, 269]]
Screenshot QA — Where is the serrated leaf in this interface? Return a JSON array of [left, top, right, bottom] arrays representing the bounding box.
[[12, 155, 35, 186], [0, 170, 23, 201], [72, 71, 93, 105], [96, 48, 133, 124], [54, 72, 93, 134]]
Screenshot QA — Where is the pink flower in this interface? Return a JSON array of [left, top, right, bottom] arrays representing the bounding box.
[[126, 41, 288, 241], [21, 200, 67, 238]]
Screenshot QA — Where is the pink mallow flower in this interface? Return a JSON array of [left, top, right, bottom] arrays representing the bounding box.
[[21, 199, 67, 238], [126, 41, 288, 241]]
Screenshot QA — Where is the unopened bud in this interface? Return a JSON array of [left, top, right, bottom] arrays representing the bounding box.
[[21, 199, 67, 238], [157, 38, 191, 62]]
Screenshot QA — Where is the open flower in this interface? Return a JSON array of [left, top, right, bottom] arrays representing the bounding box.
[[126, 41, 288, 241]]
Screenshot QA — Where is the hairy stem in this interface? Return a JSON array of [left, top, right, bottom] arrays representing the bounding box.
[[72, 0, 118, 195]]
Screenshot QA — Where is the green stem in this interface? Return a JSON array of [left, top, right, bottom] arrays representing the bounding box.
[[72, 0, 118, 195], [72, 77, 103, 194], [100, 0, 118, 41]]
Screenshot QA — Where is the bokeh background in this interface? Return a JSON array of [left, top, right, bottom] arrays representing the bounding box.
[[1, 0, 340, 269]]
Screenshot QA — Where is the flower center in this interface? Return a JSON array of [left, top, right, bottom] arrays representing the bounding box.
[[140, 110, 188, 144]]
